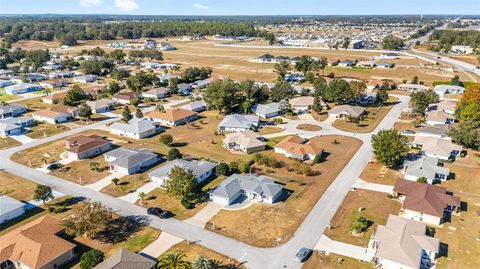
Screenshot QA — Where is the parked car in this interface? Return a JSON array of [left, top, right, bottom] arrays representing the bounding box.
[[400, 130, 416, 135], [295, 247, 312, 262], [147, 207, 172, 219], [46, 163, 60, 171]]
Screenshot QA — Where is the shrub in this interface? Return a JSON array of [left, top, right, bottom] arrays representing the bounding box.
[[238, 160, 253, 173], [166, 148, 182, 161], [48, 205, 67, 213], [228, 161, 238, 172], [215, 162, 229, 176], [181, 198, 194, 209], [80, 249, 104, 269], [416, 176, 427, 184], [130, 98, 140, 107], [159, 133, 174, 146], [295, 163, 312, 175]]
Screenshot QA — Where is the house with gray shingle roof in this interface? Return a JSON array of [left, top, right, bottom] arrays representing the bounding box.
[[104, 148, 160, 175], [0, 104, 26, 119], [403, 155, 450, 184], [218, 114, 260, 133], [210, 174, 283, 206], [148, 159, 216, 187], [328, 105, 366, 119], [94, 248, 156, 269], [0, 116, 34, 137], [179, 100, 207, 112], [109, 117, 164, 139], [255, 102, 282, 118], [0, 196, 25, 224]]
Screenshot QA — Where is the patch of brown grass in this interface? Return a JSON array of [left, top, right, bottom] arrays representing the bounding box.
[[0, 171, 37, 201], [297, 124, 322, 131], [359, 162, 403, 185], [303, 251, 374, 269], [50, 155, 111, 185]]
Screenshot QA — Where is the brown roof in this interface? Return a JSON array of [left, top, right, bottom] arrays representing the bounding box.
[[113, 92, 139, 100], [0, 215, 75, 269], [147, 108, 196, 122], [275, 135, 323, 156], [83, 84, 106, 95], [50, 105, 79, 114], [393, 179, 461, 217], [65, 135, 110, 154], [43, 91, 67, 101]]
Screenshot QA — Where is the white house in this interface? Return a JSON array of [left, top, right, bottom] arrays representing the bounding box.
[[255, 102, 283, 118], [104, 148, 160, 175], [0, 196, 25, 224], [142, 87, 169, 100], [109, 117, 164, 139], [403, 155, 450, 184], [148, 159, 216, 187], [4, 83, 43, 94], [433, 85, 465, 95], [218, 114, 260, 133], [73, 74, 98, 84]]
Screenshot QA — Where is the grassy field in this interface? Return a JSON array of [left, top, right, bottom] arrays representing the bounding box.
[[160, 241, 245, 268], [332, 97, 398, 133], [11, 138, 65, 167], [324, 189, 401, 247], [257, 126, 283, 135], [207, 135, 363, 247], [101, 172, 152, 197], [303, 251, 374, 269], [0, 171, 38, 201], [0, 136, 21, 149], [49, 155, 111, 185], [26, 122, 70, 139], [14, 97, 51, 115], [0, 93, 21, 102], [359, 162, 404, 185], [297, 124, 322, 131]]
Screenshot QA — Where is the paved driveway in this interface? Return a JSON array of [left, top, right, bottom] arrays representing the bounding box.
[[119, 182, 162, 204], [85, 172, 124, 191], [314, 235, 373, 262], [10, 134, 36, 144]]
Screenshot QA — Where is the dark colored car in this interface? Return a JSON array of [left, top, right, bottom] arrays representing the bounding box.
[[46, 163, 60, 171], [147, 207, 172, 219], [295, 247, 313, 262]]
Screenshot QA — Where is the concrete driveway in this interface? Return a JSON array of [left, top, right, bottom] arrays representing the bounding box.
[[10, 134, 36, 144], [85, 172, 125, 191]]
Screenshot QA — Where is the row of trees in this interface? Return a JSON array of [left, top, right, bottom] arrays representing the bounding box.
[[0, 20, 260, 47], [429, 29, 480, 53], [449, 86, 480, 149]]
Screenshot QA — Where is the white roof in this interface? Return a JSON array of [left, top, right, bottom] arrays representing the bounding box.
[[0, 195, 25, 216]]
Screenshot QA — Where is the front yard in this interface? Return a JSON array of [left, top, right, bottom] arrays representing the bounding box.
[[0, 136, 21, 149], [359, 162, 404, 185], [206, 135, 363, 247], [101, 172, 152, 198], [332, 97, 398, 133], [324, 189, 401, 247], [303, 252, 374, 269], [11, 138, 65, 167], [26, 122, 70, 139], [49, 155, 111, 185]]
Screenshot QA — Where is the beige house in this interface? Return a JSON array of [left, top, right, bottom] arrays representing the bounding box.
[[42, 91, 67, 104], [223, 131, 266, 154], [328, 104, 366, 119], [32, 105, 79, 124], [0, 215, 76, 269], [413, 136, 462, 160], [274, 135, 323, 161], [147, 108, 197, 127], [393, 180, 461, 226]]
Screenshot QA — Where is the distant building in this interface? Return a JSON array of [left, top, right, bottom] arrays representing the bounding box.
[[377, 62, 395, 69], [380, 52, 400, 59], [349, 40, 364, 49], [338, 60, 355, 67], [4, 83, 43, 95], [433, 85, 464, 95], [73, 74, 98, 84], [397, 84, 430, 92], [451, 45, 474, 54]]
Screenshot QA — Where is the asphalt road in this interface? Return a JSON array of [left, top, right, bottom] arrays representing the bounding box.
[[0, 95, 409, 269]]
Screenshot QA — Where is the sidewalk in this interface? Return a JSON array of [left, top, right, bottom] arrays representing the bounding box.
[[85, 172, 124, 191]]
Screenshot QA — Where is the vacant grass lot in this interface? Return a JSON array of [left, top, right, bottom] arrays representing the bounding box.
[[0, 137, 21, 149], [160, 241, 245, 268], [324, 189, 401, 247], [26, 122, 70, 139], [11, 138, 65, 167], [49, 155, 111, 185], [101, 172, 152, 198], [15, 97, 51, 115], [0, 171, 37, 201], [207, 135, 362, 247], [359, 162, 404, 185], [332, 97, 398, 133], [257, 126, 283, 135], [442, 150, 480, 195], [303, 251, 374, 269]]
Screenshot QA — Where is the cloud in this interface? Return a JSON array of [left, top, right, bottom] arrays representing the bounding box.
[[193, 2, 210, 9], [114, 0, 140, 11], [79, 0, 102, 7]]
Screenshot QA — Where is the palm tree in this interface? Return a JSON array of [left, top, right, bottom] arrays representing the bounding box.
[[42, 88, 51, 96], [191, 256, 215, 269], [89, 161, 100, 172], [138, 192, 146, 205], [158, 251, 190, 269], [111, 178, 120, 186], [169, 65, 181, 74]]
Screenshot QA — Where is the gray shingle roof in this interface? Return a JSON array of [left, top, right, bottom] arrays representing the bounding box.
[[0, 196, 24, 216], [149, 159, 216, 180], [404, 155, 449, 179], [218, 114, 259, 129], [94, 248, 155, 269], [110, 117, 162, 134], [212, 174, 283, 200], [105, 148, 158, 169], [255, 102, 280, 115]]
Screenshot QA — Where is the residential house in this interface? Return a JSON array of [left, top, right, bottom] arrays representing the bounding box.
[[223, 131, 266, 154], [256, 54, 274, 62], [0, 104, 26, 119], [104, 148, 159, 175], [367, 214, 439, 269], [274, 135, 323, 161], [328, 104, 366, 119], [289, 96, 319, 114], [32, 105, 79, 124], [284, 73, 305, 83], [255, 102, 283, 118], [349, 40, 364, 49], [86, 99, 117, 113], [0, 117, 34, 137], [39, 79, 67, 89], [433, 85, 465, 95], [42, 91, 67, 104], [149, 159, 216, 187], [366, 80, 382, 91], [112, 92, 140, 105], [48, 71, 74, 79], [380, 52, 400, 59], [425, 110, 455, 126], [65, 135, 113, 160], [83, 84, 107, 97], [358, 92, 378, 104], [0, 215, 76, 269], [412, 136, 462, 160], [397, 84, 430, 92], [160, 42, 176, 51], [142, 87, 169, 100], [218, 114, 260, 133], [338, 60, 355, 67], [73, 74, 98, 84], [158, 74, 178, 84], [0, 69, 14, 77], [109, 117, 164, 139], [210, 174, 284, 206], [177, 83, 193, 95], [179, 100, 207, 112], [147, 108, 197, 127], [4, 83, 43, 94], [94, 249, 156, 269], [357, 61, 375, 68], [403, 155, 450, 184], [0, 79, 13, 88], [377, 62, 395, 69], [427, 100, 456, 115], [451, 45, 474, 54], [194, 79, 210, 90], [0, 196, 25, 224], [416, 124, 450, 139], [11, 75, 45, 84], [393, 180, 461, 226]]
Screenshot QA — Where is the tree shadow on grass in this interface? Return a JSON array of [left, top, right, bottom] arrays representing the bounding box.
[[96, 215, 149, 244]]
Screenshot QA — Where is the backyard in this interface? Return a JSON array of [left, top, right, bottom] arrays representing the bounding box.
[[206, 135, 363, 247]]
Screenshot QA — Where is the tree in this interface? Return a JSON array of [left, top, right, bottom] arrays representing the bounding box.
[[64, 85, 87, 106], [203, 79, 240, 113], [295, 55, 314, 75], [63, 200, 113, 239], [79, 102, 93, 122], [416, 177, 428, 184], [191, 256, 215, 269], [107, 81, 120, 96], [135, 109, 143, 118], [167, 148, 182, 161], [273, 61, 291, 79], [122, 106, 133, 122], [410, 90, 439, 115], [459, 86, 480, 105], [159, 134, 174, 146], [108, 49, 126, 63], [411, 76, 419, 85], [449, 121, 480, 150], [138, 192, 146, 205], [349, 81, 366, 101], [343, 37, 351, 50], [33, 184, 54, 207], [315, 57, 328, 76], [215, 162, 229, 176], [324, 79, 355, 104], [158, 251, 190, 269], [371, 129, 409, 168], [459, 103, 480, 122], [242, 100, 252, 113], [89, 161, 100, 172], [166, 166, 198, 201], [80, 249, 104, 269], [111, 178, 120, 186], [130, 98, 140, 107], [270, 80, 292, 102], [383, 35, 404, 50], [265, 32, 276, 46], [351, 216, 370, 234], [451, 75, 464, 87], [377, 87, 389, 105]]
